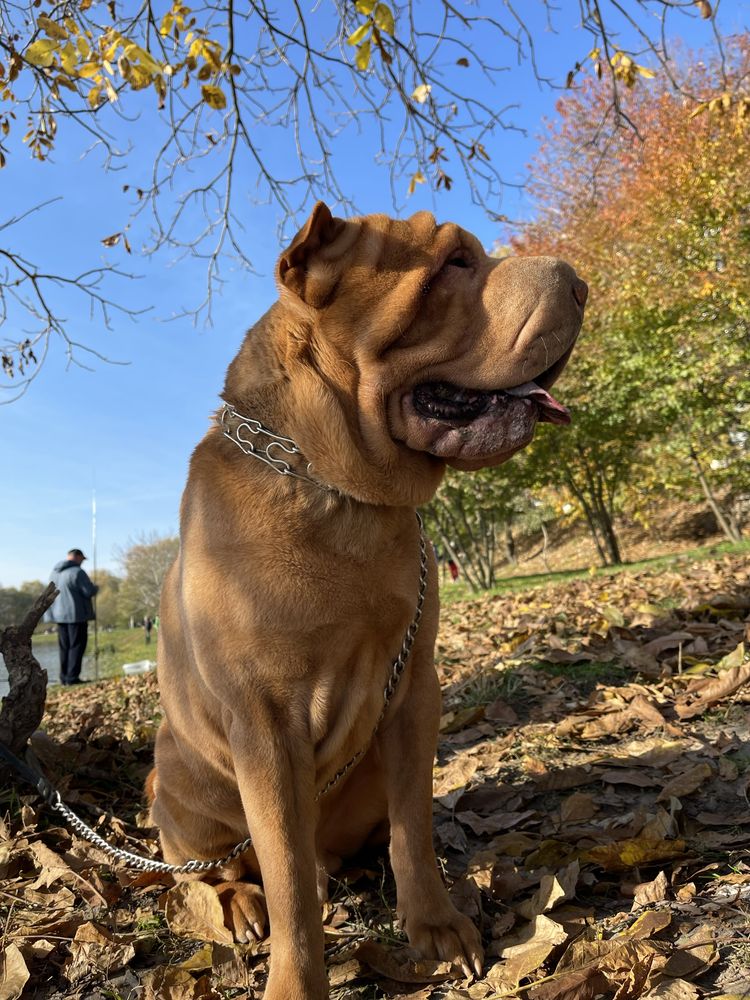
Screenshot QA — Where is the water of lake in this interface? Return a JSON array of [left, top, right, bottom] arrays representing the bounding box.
[[0, 642, 96, 697]]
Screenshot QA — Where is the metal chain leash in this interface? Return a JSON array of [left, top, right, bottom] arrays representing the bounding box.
[[26, 510, 429, 875], [316, 513, 428, 798]]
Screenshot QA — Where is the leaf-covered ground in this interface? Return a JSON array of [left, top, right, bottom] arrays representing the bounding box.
[[1, 551, 749, 1000]]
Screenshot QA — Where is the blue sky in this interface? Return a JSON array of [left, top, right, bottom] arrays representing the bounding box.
[[1, 2, 747, 587]]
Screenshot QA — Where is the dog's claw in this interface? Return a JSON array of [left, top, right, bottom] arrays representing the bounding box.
[[252, 921, 264, 940], [473, 955, 483, 978]]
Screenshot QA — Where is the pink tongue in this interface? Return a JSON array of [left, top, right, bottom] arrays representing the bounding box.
[[505, 381, 571, 425]]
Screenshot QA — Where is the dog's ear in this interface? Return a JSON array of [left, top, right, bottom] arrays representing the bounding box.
[[277, 202, 346, 308]]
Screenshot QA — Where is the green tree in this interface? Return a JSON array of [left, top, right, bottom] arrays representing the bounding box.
[[0, 582, 46, 629], [424, 466, 519, 591], [90, 569, 123, 628], [513, 38, 750, 556], [116, 532, 179, 622]]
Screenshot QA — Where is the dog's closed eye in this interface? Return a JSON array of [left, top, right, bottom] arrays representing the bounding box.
[[446, 255, 471, 268]]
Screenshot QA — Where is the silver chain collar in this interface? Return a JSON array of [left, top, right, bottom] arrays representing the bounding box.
[[221, 403, 330, 491], [43, 413, 429, 875]]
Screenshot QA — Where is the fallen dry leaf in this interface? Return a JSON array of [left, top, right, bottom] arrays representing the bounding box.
[[560, 791, 597, 824], [516, 861, 580, 920], [64, 921, 136, 982], [632, 870, 670, 907], [494, 914, 569, 983], [641, 981, 700, 999], [674, 657, 750, 719], [656, 762, 713, 801], [164, 881, 234, 945], [141, 966, 218, 1000], [662, 924, 719, 978], [584, 838, 686, 872], [543, 938, 667, 1000], [624, 910, 672, 939], [355, 940, 457, 983], [0, 944, 29, 1000]]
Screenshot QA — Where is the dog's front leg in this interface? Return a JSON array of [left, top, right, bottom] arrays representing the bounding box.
[[229, 719, 328, 1000], [379, 656, 484, 979]]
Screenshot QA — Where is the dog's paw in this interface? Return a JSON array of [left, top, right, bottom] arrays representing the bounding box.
[[403, 902, 484, 980], [215, 881, 268, 943]]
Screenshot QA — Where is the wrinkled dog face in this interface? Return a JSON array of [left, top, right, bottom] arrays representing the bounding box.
[[277, 204, 586, 477]]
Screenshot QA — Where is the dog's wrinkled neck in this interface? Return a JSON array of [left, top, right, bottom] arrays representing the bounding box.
[[221, 308, 446, 508]]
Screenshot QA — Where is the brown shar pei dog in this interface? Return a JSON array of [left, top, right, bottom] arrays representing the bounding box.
[[148, 203, 587, 999]]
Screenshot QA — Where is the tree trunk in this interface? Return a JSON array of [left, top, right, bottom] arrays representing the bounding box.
[[565, 471, 609, 566], [597, 504, 623, 565], [540, 522, 551, 572], [504, 521, 517, 566], [689, 446, 743, 543]]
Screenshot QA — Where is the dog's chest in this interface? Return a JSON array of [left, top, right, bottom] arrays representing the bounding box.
[[299, 559, 421, 765]]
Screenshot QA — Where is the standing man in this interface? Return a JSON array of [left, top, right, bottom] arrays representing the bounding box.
[[44, 548, 99, 685]]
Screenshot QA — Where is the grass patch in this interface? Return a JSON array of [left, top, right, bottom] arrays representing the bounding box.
[[440, 537, 750, 605], [450, 665, 525, 710], [34, 627, 157, 681], [533, 659, 629, 693]]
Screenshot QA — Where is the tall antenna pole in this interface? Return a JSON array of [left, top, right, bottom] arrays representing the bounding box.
[[92, 489, 99, 681]]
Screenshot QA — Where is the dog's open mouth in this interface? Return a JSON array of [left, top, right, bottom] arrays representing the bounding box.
[[412, 380, 570, 426], [396, 361, 573, 468]]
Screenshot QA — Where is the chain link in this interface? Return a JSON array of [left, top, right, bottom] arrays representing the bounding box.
[[40, 511, 429, 875], [221, 404, 329, 491]]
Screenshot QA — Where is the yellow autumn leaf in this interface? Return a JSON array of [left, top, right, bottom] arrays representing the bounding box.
[[76, 62, 101, 79], [355, 39, 371, 71], [689, 100, 709, 119], [128, 64, 152, 90], [25, 39, 59, 68], [123, 43, 162, 76], [37, 15, 69, 40], [407, 170, 426, 196], [201, 84, 227, 109], [355, 0, 376, 13], [374, 3, 395, 35], [201, 42, 222, 72], [636, 64, 656, 79], [584, 838, 686, 871], [347, 23, 370, 47], [60, 42, 77, 76], [411, 83, 431, 103]]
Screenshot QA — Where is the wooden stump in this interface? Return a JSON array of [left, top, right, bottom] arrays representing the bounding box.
[[0, 583, 56, 756]]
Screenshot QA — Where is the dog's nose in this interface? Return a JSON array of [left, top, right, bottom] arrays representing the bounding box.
[[572, 277, 588, 309]]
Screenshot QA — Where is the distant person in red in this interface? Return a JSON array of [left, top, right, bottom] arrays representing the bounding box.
[[448, 559, 459, 581], [44, 549, 99, 685]]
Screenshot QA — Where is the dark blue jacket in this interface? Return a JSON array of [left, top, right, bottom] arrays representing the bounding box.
[[44, 560, 99, 623]]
